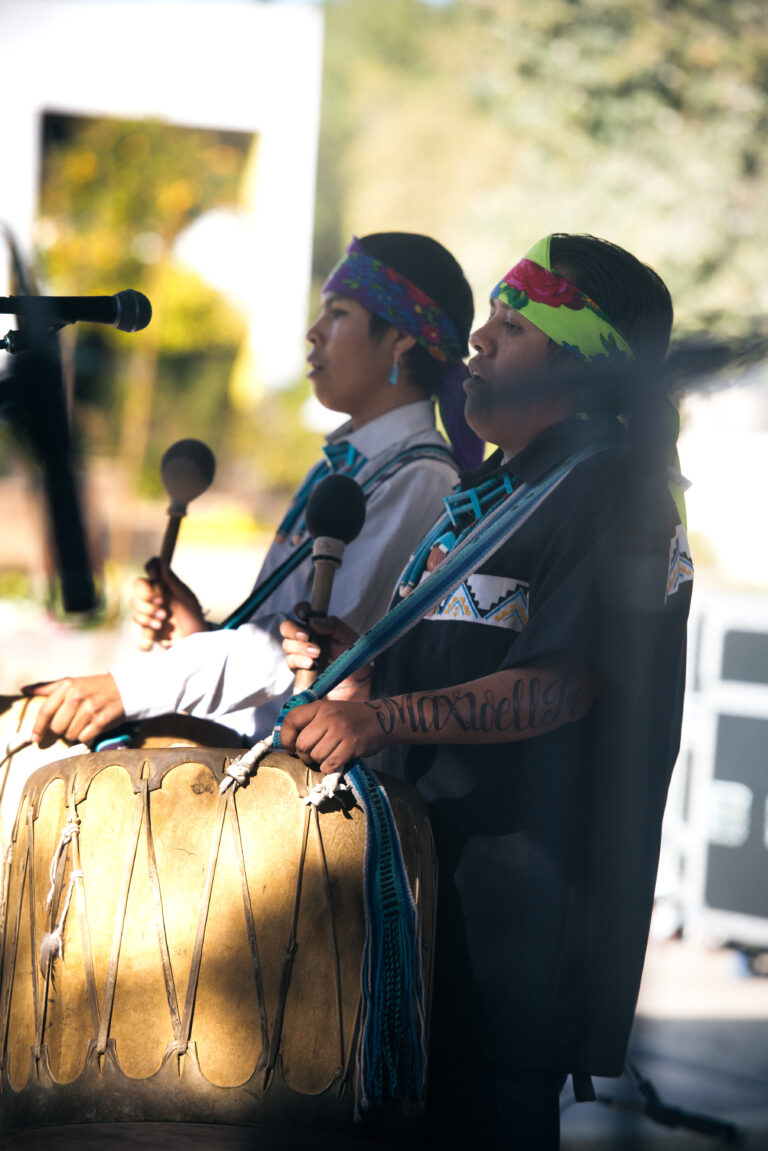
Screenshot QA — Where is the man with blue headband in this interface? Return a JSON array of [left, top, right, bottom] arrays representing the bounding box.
[[280, 234, 692, 1149], [26, 233, 481, 746]]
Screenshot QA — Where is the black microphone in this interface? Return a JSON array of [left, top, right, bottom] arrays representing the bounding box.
[[294, 474, 367, 690], [305, 473, 367, 549], [0, 290, 151, 333]]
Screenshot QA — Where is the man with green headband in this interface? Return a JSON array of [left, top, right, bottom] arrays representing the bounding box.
[[280, 234, 692, 1149]]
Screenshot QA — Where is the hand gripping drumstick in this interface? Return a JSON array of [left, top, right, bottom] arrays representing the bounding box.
[[139, 438, 216, 650], [293, 473, 367, 690]]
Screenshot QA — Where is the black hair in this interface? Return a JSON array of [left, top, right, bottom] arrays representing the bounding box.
[[549, 233, 673, 368], [549, 233, 677, 461], [358, 232, 474, 396]]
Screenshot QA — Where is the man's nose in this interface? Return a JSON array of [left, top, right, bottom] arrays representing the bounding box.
[[469, 320, 494, 355]]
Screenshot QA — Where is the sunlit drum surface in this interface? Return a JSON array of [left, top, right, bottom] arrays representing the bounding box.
[[0, 745, 435, 1145]]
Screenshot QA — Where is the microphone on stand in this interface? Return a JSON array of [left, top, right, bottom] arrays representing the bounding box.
[[293, 473, 367, 691], [0, 290, 152, 336], [139, 438, 216, 650]]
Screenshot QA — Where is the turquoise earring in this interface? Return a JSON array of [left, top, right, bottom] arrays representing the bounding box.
[[389, 358, 399, 387]]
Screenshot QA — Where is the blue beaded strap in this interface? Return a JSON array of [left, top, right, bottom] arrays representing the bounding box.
[[304, 442, 606, 700], [271, 699, 425, 1114], [348, 760, 425, 1113], [218, 442, 456, 631], [399, 470, 517, 596], [276, 441, 367, 544]]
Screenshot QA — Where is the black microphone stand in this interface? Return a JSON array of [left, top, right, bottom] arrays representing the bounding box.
[[1, 276, 97, 614], [593, 1057, 742, 1144]]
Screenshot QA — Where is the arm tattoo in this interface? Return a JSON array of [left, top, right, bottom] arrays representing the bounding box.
[[364, 672, 587, 740]]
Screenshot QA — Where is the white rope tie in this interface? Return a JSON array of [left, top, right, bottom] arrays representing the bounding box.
[[219, 734, 274, 793], [39, 868, 84, 976], [219, 733, 351, 806], [45, 813, 80, 909], [302, 771, 351, 807]]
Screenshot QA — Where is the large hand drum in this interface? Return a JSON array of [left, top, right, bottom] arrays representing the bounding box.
[[0, 746, 436, 1148]]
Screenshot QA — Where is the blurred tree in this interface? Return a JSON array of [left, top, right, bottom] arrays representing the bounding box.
[[39, 116, 249, 305], [37, 116, 250, 512], [37, 113, 324, 542], [315, 0, 768, 348]]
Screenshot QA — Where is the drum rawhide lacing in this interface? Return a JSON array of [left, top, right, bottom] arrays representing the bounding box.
[[221, 734, 351, 809], [1, 732, 28, 772], [219, 733, 274, 793], [39, 812, 82, 975]]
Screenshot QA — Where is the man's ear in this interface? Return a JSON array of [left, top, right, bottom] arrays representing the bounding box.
[[392, 331, 417, 357]]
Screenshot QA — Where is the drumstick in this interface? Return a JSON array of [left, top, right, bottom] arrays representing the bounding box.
[[139, 438, 216, 651], [293, 474, 366, 691]]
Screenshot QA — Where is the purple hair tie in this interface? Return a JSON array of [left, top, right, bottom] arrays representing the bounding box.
[[439, 361, 485, 471]]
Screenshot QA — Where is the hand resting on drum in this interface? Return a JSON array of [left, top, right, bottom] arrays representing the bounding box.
[[132, 557, 210, 648], [21, 673, 125, 745], [279, 607, 372, 702], [279, 699, 389, 775], [279, 608, 382, 774]]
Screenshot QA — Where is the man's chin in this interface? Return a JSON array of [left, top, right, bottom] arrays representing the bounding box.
[[463, 393, 496, 443]]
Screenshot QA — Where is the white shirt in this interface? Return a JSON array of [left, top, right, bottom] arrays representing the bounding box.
[[112, 402, 457, 739]]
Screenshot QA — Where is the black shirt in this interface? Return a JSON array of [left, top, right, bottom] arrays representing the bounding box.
[[373, 415, 692, 1077]]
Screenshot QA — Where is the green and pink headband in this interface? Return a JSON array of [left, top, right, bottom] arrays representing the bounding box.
[[322, 236, 464, 364], [492, 236, 634, 364]]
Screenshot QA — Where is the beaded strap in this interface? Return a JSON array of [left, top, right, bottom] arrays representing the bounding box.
[[218, 442, 455, 632]]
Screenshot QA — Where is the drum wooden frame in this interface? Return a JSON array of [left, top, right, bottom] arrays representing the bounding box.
[[0, 746, 436, 1144]]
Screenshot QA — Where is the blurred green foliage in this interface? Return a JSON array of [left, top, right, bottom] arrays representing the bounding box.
[[316, 0, 767, 344], [39, 116, 249, 299], [36, 114, 322, 510]]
